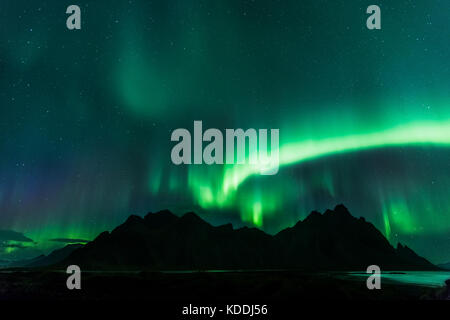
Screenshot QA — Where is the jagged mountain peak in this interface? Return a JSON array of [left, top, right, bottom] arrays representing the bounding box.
[[57, 205, 437, 271], [179, 212, 211, 226]]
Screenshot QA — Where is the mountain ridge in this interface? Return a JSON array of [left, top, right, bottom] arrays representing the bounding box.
[[58, 204, 437, 271]]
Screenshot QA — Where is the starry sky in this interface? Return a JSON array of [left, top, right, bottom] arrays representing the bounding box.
[[0, 0, 449, 264]]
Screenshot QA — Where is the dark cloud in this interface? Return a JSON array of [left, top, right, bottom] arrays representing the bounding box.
[[49, 238, 89, 244], [0, 230, 34, 243]]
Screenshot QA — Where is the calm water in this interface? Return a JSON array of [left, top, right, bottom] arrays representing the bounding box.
[[157, 270, 450, 288], [0, 268, 448, 287], [345, 271, 450, 287]]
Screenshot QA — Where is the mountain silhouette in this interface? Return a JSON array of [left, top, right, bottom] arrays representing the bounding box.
[[60, 205, 436, 271], [27, 243, 84, 267], [7, 243, 84, 268]]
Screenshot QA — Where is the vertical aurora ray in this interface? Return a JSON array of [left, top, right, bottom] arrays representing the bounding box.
[[383, 211, 392, 241]]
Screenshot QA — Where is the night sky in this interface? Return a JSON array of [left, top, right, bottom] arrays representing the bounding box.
[[1, 0, 450, 264]]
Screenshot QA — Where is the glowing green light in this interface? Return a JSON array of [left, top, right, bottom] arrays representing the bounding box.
[[222, 120, 450, 195], [383, 210, 392, 240], [252, 202, 263, 227], [186, 120, 450, 225]]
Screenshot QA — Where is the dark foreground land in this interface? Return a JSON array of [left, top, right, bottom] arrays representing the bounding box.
[[0, 270, 448, 301]]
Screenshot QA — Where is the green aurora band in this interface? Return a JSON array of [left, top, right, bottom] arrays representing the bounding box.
[[180, 120, 450, 228]]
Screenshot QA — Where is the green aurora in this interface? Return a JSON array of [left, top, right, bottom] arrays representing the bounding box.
[[0, 0, 449, 264]]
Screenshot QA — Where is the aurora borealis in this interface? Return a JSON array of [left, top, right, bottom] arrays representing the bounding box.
[[0, 0, 450, 264]]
